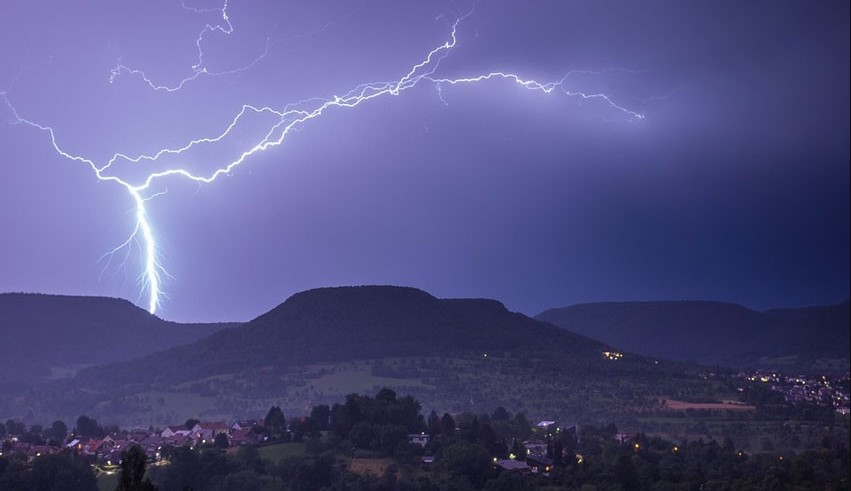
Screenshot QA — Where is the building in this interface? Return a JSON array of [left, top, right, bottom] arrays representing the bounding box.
[[495, 459, 531, 473], [526, 455, 554, 474], [161, 425, 191, 438], [407, 433, 431, 447], [191, 421, 229, 442]]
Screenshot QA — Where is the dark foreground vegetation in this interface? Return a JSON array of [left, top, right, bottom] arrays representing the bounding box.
[[2, 389, 848, 491]]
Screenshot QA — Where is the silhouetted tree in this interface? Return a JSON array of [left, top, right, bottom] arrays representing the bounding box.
[[117, 445, 157, 491], [75, 415, 102, 438], [264, 406, 285, 430], [376, 387, 397, 402], [492, 406, 510, 421], [309, 404, 331, 431], [48, 420, 67, 443], [30, 451, 98, 491], [213, 433, 229, 449], [427, 410, 441, 435], [4, 420, 25, 436], [440, 413, 456, 435], [442, 441, 492, 487], [509, 438, 524, 459], [553, 439, 564, 466]]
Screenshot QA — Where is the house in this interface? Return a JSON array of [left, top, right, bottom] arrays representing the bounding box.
[[71, 436, 113, 456], [407, 433, 430, 447], [522, 439, 548, 456], [229, 428, 258, 446], [89, 438, 115, 455], [32, 445, 60, 457], [231, 420, 260, 431], [536, 420, 557, 431], [163, 434, 193, 448], [191, 421, 229, 442], [100, 449, 123, 466], [614, 432, 634, 444], [109, 439, 134, 453], [526, 455, 554, 474], [161, 425, 191, 438], [495, 459, 531, 473]]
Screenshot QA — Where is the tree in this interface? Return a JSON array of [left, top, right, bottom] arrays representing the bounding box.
[[492, 407, 511, 422], [30, 451, 98, 491], [214, 433, 229, 449], [264, 406, 286, 434], [349, 421, 374, 449], [75, 415, 102, 438], [509, 438, 524, 459], [442, 441, 492, 487], [184, 418, 200, 431], [379, 425, 408, 455], [427, 410, 441, 436], [614, 453, 639, 491], [21, 425, 45, 445], [309, 404, 331, 431], [49, 420, 67, 443], [117, 445, 157, 491], [376, 387, 397, 402], [553, 439, 564, 466], [4, 420, 25, 436], [440, 413, 456, 435]]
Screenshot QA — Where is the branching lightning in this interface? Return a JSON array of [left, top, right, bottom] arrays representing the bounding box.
[[2, 6, 644, 316], [108, 0, 269, 92]]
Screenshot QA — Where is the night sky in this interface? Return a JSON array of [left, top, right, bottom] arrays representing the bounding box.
[[1, 0, 848, 323]]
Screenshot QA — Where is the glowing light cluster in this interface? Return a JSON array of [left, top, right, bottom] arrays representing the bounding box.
[[2, 6, 643, 315]]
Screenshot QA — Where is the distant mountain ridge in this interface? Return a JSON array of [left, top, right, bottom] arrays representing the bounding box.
[[0, 293, 237, 384], [536, 300, 850, 372]]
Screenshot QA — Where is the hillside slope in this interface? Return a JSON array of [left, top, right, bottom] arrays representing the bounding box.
[[7, 286, 717, 427], [536, 300, 850, 371], [0, 293, 236, 384], [76, 286, 608, 388]]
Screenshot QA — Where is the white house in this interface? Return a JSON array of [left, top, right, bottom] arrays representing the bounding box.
[[161, 425, 191, 438], [191, 421, 229, 441], [407, 433, 431, 447]]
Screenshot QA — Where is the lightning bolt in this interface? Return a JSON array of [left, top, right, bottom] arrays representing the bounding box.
[[108, 0, 269, 92], [2, 9, 644, 316]]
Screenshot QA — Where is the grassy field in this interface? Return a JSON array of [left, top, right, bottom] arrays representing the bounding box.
[[663, 398, 755, 411], [257, 442, 306, 464], [308, 366, 430, 394], [97, 472, 118, 491], [349, 458, 395, 476]]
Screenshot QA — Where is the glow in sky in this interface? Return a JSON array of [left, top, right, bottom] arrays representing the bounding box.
[[1, 1, 847, 322]]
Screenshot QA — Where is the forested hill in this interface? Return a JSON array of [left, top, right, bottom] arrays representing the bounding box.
[[536, 300, 850, 372], [0, 293, 236, 384], [74, 286, 611, 387]]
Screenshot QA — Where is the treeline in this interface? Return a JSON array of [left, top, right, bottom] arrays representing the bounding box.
[[3, 388, 850, 490], [2, 415, 117, 445], [148, 390, 851, 490]]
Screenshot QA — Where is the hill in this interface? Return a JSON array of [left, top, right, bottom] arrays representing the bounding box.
[[7, 287, 721, 427], [536, 300, 850, 372], [73, 286, 609, 387], [0, 293, 236, 385]]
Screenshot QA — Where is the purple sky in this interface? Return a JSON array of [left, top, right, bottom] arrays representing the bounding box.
[[1, 0, 848, 323]]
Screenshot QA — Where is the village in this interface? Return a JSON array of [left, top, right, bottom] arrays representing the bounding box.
[[735, 370, 851, 415], [1, 412, 577, 477]]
